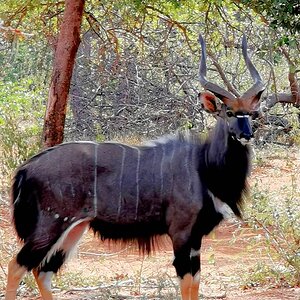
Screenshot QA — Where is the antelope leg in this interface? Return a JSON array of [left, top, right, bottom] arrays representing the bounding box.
[[5, 257, 27, 300], [33, 270, 54, 300], [32, 220, 89, 300], [190, 247, 201, 300], [180, 273, 193, 300], [190, 271, 200, 300]]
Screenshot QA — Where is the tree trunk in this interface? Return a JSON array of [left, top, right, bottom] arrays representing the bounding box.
[[43, 0, 85, 148]]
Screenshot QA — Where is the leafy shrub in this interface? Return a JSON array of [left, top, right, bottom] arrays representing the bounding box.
[[245, 182, 300, 287], [0, 78, 45, 179]]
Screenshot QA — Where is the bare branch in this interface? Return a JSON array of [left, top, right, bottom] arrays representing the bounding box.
[[263, 93, 295, 110]]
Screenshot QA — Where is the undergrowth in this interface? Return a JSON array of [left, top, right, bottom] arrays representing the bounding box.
[[0, 78, 44, 180], [244, 146, 300, 288], [8, 267, 180, 299]]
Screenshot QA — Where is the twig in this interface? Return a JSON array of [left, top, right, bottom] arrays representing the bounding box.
[[65, 279, 134, 292], [79, 247, 130, 258]]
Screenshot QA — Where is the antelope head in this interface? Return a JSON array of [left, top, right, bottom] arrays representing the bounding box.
[[198, 34, 265, 143]]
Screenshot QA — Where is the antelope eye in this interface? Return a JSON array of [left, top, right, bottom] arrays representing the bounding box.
[[226, 110, 234, 117]]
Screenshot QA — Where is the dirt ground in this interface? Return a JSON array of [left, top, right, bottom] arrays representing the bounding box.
[[11, 221, 299, 300], [1, 146, 300, 299], [58, 222, 300, 300]]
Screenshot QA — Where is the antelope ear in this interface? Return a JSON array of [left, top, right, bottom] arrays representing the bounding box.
[[199, 91, 218, 113], [249, 90, 264, 111]]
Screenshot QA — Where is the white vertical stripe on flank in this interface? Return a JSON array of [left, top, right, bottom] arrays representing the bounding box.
[[117, 145, 126, 219], [170, 141, 176, 165], [135, 147, 141, 220], [160, 145, 165, 202], [93, 144, 98, 216], [168, 141, 176, 193], [185, 144, 192, 192], [149, 146, 156, 214]]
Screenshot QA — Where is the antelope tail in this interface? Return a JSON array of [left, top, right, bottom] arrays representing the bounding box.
[[11, 169, 39, 241]]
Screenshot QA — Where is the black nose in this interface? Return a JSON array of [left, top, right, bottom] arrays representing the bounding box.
[[240, 132, 253, 140]]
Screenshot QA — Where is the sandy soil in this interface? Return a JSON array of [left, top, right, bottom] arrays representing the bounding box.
[[11, 221, 299, 300]]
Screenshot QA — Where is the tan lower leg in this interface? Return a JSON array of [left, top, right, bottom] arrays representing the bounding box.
[[190, 272, 200, 300], [180, 273, 193, 300], [5, 257, 27, 300], [33, 269, 54, 300]]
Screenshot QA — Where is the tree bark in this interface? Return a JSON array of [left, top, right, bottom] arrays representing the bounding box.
[[43, 0, 85, 148]]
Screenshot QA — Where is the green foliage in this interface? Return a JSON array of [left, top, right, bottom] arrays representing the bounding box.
[[0, 0, 64, 36], [289, 108, 300, 146], [245, 182, 300, 286], [0, 38, 52, 84], [240, 0, 300, 33], [243, 261, 299, 288], [0, 78, 45, 177]]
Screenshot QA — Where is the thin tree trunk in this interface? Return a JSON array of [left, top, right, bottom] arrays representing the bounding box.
[[43, 0, 85, 148]]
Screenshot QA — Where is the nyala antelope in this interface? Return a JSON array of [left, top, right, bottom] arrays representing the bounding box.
[[5, 34, 264, 300]]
